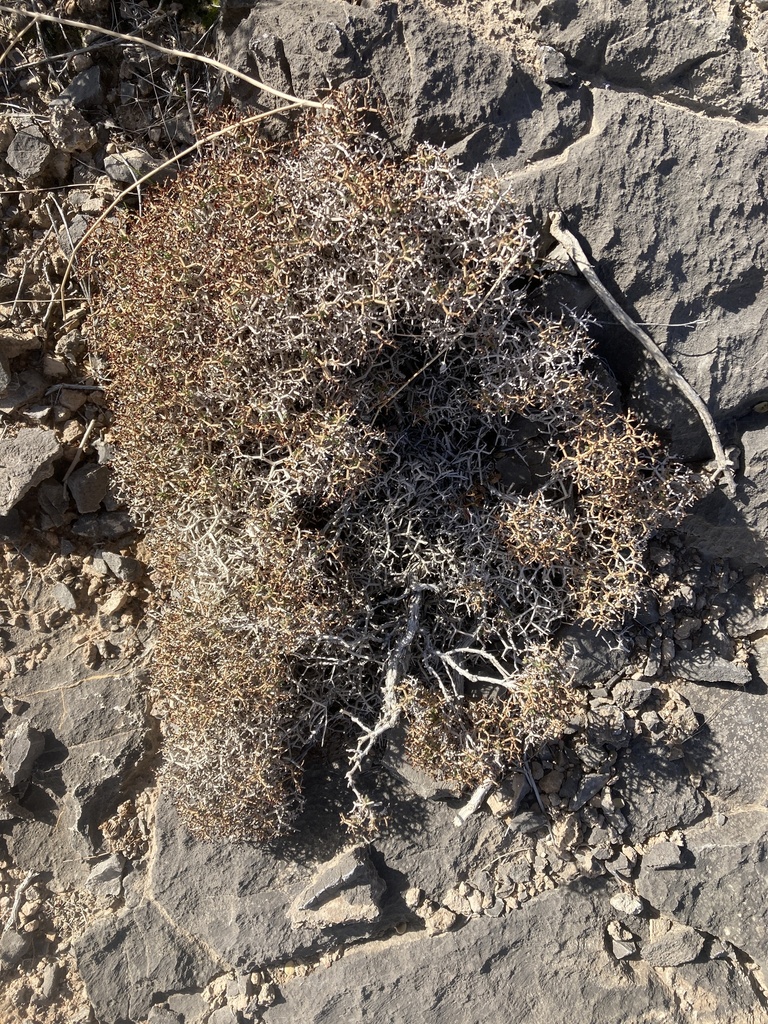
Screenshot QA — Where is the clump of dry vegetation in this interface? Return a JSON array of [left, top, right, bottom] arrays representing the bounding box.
[[83, 94, 700, 841]]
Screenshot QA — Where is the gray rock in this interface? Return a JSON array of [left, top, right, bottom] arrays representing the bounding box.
[[669, 647, 751, 687], [501, 86, 768, 465], [219, 0, 587, 161], [290, 846, 386, 929], [1, 721, 45, 788], [261, 886, 678, 1024], [670, 680, 768, 804], [71, 510, 135, 541], [5, 126, 55, 181], [4, 637, 146, 888], [515, 0, 768, 119], [66, 463, 110, 513], [208, 1010, 238, 1024], [683, 422, 768, 568], [47, 102, 97, 152], [49, 581, 76, 611], [0, 428, 61, 514], [642, 923, 705, 967], [37, 480, 73, 528], [85, 853, 126, 899], [538, 45, 573, 86], [74, 901, 218, 1023], [57, 66, 103, 108], [636, 811, 768, 973], [617, 743, 707, 844], [103, 148, 161, 185], [0, 370, 47, 414], [101, 549, 145, 582], [0, 929, 31, 971], [569, 773, 610, 811], [147, 1007, 183, 1024]]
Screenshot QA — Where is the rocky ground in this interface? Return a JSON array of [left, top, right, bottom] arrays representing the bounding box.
[[1, 0, 768, 1022]]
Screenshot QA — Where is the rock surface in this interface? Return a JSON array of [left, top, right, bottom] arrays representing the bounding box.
[[0, 428, 61, 514], [1, 0, 768, 1021], [260, 886, 680, 1024]]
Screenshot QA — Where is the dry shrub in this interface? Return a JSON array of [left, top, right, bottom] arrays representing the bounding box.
[[84, 95, 702, 841]]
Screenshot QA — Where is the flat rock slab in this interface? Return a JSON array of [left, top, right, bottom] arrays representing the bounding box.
[[0, 427, 61, 514], [674, 679, 768, 805], [616, 741, 708, 844], [74, 901, 217, 1023], [261, 885, 679, 1024], [636, 811, 768, 974], [147, 766, 494, 968]]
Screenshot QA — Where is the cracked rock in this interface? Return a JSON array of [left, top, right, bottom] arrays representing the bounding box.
[[5, 126, 55, 181], [642, 923, 705, 967], [1, 721, 45, 788], [66, 463, 111, 513], [0, 427, 61, 514], [291, 847, 385, 928]]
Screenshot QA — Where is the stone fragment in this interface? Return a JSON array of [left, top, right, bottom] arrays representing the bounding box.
[[291, 847, 385, 928], [538, 45, 573, 85], [71, 510, 135, 540], [57, 67, 103, 108], [644, 841, 685, 870], [74, 902, 218, 1023], [636, 812, 768, 975], [486, 773, 526, 816], [85, 853, 125, 899], [642, 923, 705, 967], [0, 369, 47, 414], [38, 481, 73, 528], [569, 773, 610, 811], [5, 126, 54, 181], [617, 742, 707, 844], [670, 649, 751, 687], [101, 549, 145, 582], [2, 721, 45, 788], [0, 428, 61, 514], [66, 463, 110, 514], [49, 582, 76, 611], [208, 1009, 238, 1024], [103, 148, 161, 184], [609, 893, 645, 917], [147, 1008, 183, 1024], [41, 961, 60, 999], [47, 102, 97, 151], [423, 905, 457, 936], [0, 929, 31, 970]]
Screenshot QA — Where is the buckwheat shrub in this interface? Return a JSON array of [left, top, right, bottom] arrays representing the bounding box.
[[85, 97, 701, 841]]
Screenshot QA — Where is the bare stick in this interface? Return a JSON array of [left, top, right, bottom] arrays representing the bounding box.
[[62, 416, 97, 487], [453, 779, 494, 826], [0, 6, 326, 109], [4, 870, 35, 933], [547, 211, 736, 496]]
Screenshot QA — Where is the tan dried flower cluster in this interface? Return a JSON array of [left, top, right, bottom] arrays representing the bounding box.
[[84, 95, 701, 841]]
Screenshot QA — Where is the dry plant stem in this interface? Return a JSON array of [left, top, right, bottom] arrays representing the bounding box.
[[58, 104, 306, 313], [3, 870, 35, 933], [345, 586, 423, 800], [62, 417, 97, 487], [547, 211, 737, 496], [0, 11, 38, 66], [0, 6, 327, 110], [453, 779, 495, 826]]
